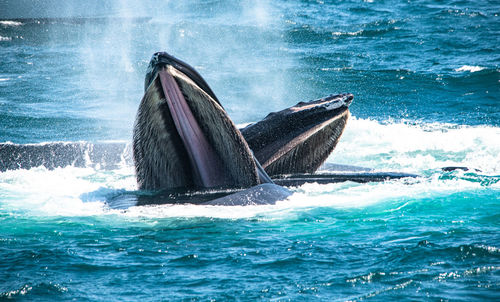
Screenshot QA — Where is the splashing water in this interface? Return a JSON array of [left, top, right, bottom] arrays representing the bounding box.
[[0, 0, 499, 300]]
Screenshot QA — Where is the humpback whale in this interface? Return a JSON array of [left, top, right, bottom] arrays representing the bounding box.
[[133, 61, 262, 190], [0, 52, 420, 206], [132, 52, 357, 192]]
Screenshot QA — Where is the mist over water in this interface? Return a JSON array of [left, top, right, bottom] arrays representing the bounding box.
[[1, 0, 499, 300]]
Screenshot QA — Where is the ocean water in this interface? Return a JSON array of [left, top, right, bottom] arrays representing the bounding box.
[[0, 0, 499, 300]]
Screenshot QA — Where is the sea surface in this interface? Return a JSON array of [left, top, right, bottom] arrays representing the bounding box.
[[0, 0, 499, 300]]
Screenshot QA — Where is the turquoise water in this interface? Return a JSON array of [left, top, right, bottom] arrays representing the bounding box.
[[1, 0, 499, 300]]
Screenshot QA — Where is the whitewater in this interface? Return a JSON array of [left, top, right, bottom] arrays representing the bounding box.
[[1, 0, 499, 300]]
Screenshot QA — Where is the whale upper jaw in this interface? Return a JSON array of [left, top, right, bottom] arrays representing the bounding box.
[[289, 93, 353, 113], [241, 93, 353, 176]]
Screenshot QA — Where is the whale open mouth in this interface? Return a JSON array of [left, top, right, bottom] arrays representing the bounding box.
[[134, 60, 260, 190], [133, 52, 353, 190]]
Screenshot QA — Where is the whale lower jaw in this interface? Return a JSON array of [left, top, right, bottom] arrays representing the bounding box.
[[133, 66, 259, 191]]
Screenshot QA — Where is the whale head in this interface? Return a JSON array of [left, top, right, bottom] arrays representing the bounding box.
[[133, 52, 260, 190], [241, 93, 353, 176], [134, 52, 353, 190], [144, 52, 221, 105]]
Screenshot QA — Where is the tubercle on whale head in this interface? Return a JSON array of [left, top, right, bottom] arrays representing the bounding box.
[[291, 93, 353, 111], [254, 93, 354, 135], [274, 93, 353, 116]]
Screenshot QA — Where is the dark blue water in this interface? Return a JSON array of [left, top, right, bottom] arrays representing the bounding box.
[[1, 0, 499, 300]]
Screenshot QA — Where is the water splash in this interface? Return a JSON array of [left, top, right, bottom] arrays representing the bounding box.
[[455, 65, 486, 72], [328, 117, 500, 174], [1, 118, 498, 219]]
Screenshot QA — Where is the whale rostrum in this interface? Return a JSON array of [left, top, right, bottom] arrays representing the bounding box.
[[241, 93, 352, 176]]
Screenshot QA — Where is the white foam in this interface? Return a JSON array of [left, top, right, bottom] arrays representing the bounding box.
[[332, 30, 363, 36], [328, 117, 500, 174], [320, 67, 352, 71], [0, 36, 12, 41], [0, 166, 137, 216], [0, 165, 494, 220], [0, 119, 498, 220], [455, 65, 485, 72], [0, 20, 22, 27]]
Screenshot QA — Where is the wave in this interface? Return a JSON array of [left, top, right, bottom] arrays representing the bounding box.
[[454, 65, 486, 72], [0, 141, 132, 172], [330, 27, 400, 38], [0, 118, 498, 219], [0, 18, 150, 26], [0, 20, 23, 26], [1, 283, 67, 299], [331, 30, 363, 37]]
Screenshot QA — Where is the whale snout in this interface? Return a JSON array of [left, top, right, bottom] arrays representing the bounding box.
[[321, 93, 353, 110], [145, 52, 222, 106], [343, 93, 354, 106], [291, 93, 354, 113]]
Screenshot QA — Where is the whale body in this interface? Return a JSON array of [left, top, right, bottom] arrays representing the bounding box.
[[133, 52, 355, 193]]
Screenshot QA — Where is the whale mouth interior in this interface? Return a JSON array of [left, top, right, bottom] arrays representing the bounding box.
[[157, 67, 230, 188]]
